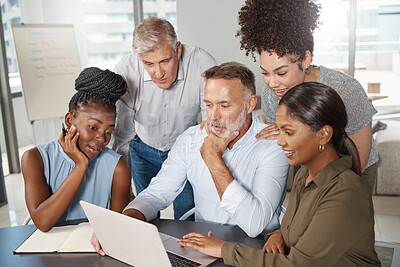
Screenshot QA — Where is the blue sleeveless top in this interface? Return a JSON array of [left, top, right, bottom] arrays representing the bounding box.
[[37, 141, 121, 222]]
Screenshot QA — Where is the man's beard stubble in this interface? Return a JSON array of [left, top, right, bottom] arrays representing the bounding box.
[[210, 104, 248, 138]]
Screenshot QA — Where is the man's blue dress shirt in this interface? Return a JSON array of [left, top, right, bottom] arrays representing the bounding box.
[[124, 116, 289, 237]]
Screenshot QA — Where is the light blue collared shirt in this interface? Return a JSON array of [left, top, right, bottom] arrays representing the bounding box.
[[124, 116, 289, 237]]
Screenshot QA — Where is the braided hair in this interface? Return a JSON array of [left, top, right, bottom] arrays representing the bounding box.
[[68, 67, 127, 115]]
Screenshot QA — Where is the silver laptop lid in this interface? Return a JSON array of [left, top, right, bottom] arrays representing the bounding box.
[[80, 201, 172, 267]]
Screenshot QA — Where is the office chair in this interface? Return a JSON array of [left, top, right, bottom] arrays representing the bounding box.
[[22, 215, 32, 225]]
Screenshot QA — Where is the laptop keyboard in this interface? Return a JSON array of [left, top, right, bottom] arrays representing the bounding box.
[[167, 251, 202, 267]]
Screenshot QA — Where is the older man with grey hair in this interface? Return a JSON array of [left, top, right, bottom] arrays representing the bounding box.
[[111, 17, 216, 220]]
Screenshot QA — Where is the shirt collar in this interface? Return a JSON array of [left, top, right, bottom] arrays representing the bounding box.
[[229, 114, 257, 151], [297, 155, 353, 188]]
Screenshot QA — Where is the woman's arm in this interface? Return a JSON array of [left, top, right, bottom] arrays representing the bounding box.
[[110, 158, 132, 213], [348, 122, 372, 172], [22, 126, 88, 232]]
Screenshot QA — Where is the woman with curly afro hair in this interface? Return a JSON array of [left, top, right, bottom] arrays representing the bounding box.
[[238, 0, 378, 197]]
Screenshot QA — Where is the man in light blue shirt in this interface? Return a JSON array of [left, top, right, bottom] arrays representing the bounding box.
[[118, 62, 289, 239]]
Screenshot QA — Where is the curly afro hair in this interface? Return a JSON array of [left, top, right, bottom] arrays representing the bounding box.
[[236, 0, 321, 62]]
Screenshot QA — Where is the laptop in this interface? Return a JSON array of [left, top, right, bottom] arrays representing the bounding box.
[[80, 201, 218, 267]]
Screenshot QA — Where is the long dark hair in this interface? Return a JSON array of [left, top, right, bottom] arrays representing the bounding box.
[[279, 82, 362, 175]]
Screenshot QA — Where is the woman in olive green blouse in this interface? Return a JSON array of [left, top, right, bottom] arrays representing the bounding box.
[[177, 82, 381, 267]]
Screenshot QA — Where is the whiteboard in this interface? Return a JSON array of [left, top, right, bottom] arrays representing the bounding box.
[[12, 24, 81, 121]]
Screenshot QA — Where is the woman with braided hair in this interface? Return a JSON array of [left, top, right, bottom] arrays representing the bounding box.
[[237, 0, 378, 194], [21, 67, 131, 232], [178, 82, 381, 266]]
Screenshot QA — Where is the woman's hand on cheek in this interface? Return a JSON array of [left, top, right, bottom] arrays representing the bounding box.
[[177, 231, 224, 258], [58, 125, 88, 167]]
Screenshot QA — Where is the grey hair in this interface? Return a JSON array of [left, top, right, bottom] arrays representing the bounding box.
[[132, 17, 178, 54]]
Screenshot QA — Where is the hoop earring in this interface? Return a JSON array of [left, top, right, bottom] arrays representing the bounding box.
[[318, 144, 325, 153], [305, 66, 311, 75]]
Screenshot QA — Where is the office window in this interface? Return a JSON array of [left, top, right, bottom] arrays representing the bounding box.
[[83, 0, 134, 67], [143, 0, 177, 28], [354, 0, 400, 111], [8, 0, 17, 6], [9, 16, 19, 23], [315, 0, 400, 119], [84, 14, 108, 23], [107, 13, 133, 22], [0, 0, 21, 73], [165, 12, 176, 21], [144, 12, 157, 18], [0, 0, 22, 175], [314, 0, 349, 60]]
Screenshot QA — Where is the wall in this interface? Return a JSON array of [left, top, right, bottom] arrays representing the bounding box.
[[176, 0, 265, 95]]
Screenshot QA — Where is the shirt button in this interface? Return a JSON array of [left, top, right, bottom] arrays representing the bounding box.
[[164, 120, 166, 123], [163, 134, 166, 137], [164, 104, 167, 107]]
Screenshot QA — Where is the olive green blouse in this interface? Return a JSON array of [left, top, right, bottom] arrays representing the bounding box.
[[221, 156, 381, 267]]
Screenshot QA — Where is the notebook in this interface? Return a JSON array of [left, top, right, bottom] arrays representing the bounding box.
[[14, 222, 95, 254], [80, 201, 218, 267]]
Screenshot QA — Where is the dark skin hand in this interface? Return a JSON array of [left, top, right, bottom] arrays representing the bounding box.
[[263, 233, 288, 254], [21, 124, 131, 232]]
